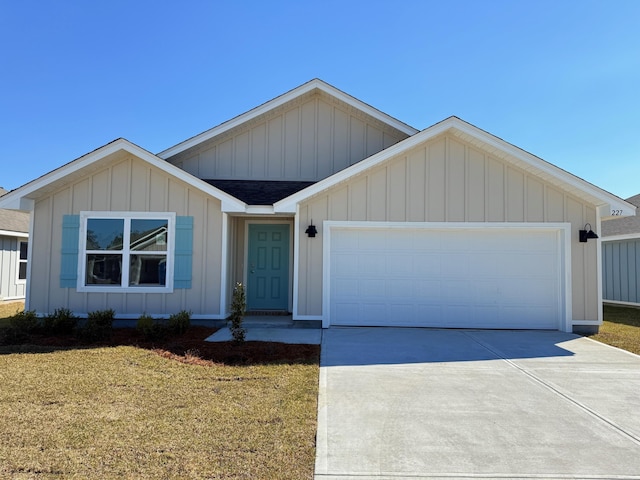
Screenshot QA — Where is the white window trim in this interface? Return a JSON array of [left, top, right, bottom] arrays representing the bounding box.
[[16, 240, 28, 284], [77, 211, 176, 293]]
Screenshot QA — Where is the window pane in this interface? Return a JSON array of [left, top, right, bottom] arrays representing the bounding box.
[[87, 219, 124, 250], [130, 219, 168, 252], [19, 242, 28, 260], [18, 262, 27, 280], [86, 254, 122, 285], [129, 254, 167, 286]]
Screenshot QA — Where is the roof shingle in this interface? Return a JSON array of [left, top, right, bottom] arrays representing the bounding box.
[[204, 180, 315, 205], [0, 188, 29, 234]]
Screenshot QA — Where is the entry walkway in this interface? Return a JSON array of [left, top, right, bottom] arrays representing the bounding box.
[[315, 328, 640, 479], [205, 315, 322, 344]]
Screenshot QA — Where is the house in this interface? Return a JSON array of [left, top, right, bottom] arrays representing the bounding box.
[[602, 193, 640, 307], [0, 188, 29, 302], [0, 79, 635, 333]]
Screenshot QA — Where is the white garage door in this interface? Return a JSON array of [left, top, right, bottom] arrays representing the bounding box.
[[327, 226, 565, 329]]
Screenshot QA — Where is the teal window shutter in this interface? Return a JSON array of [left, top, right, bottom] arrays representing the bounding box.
[[60, 215, 80, 288], [174, 216, 193, 289]]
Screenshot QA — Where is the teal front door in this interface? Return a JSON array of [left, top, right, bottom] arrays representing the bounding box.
[[247, 224, 289, 311]]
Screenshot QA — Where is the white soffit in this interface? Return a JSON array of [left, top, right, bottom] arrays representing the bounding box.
[[275, 116, 635, 217], [0, 139, 247, 212], [156, 79, 419, 159]]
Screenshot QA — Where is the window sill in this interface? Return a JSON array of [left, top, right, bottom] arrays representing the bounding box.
[[77, 285, 174, 294]]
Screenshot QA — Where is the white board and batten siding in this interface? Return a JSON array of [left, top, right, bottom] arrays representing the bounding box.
[[323, 223, 572, 331], [295, 132, 598, 331], [0, 235, 27, 301], [165, 92, 409, 182]]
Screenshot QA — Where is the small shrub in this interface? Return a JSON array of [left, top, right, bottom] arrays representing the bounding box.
[[136, 314, 168, 340], [228, 282, 246, 343], [43, 308, 77, 335], [2, 310, 39, 343], [9, 310, 40, 334], [136, 313, 155, 338], [168, 310, 191, 335], [78, 308, 114, 342]]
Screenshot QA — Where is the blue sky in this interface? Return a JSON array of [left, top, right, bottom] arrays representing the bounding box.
[[1, 1, 639, 198]]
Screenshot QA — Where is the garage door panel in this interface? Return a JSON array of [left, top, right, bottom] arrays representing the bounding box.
[[333, 278, 358, 296], [386, 255, 416, 275], [329, 226, 563, 329], [358, 254, 387, 275], [441, 254, 471, 276], [386, 232, 414, 250], [412, 230, 439, 247], [332, 302, 359, 323], [332, 254, 358, 275], [416, 279, 442, 298], [385, 279, 414, 298], [359, 278, 386, 297], [413, 254, 442, 272]]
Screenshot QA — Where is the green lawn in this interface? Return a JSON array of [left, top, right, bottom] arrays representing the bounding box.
[[0, 344, 319, 479], [1, 300, 635, 478], [590, 304, 640, 355]]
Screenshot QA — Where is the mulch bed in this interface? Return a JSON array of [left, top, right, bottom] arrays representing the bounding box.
[[1, 326, 320, 366]]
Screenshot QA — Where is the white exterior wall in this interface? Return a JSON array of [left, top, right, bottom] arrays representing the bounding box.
[[28, 153, 226, 318], [0, 235, 27, 301], [166, 92, 409, 182], [295, 134, 599, 326]]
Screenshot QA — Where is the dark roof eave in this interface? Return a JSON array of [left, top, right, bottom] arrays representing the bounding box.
[[204, 180, 316, 205]]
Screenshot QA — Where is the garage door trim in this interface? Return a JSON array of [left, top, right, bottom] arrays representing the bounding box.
[[322, 221, 572, 331]]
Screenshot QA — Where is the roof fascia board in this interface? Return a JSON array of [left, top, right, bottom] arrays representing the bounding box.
[[157, 79, 418, 159], [0, 196, 22, 210], [449, 120, 636, 216], [0, 229, 28, 238], [0, 139, 247, 213], [314, 80, 418, 136], [602, 232, 640, 242], [275, 116, 634, 215]]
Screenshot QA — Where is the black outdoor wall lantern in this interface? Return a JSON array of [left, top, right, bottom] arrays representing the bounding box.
[[579, 223, 599, 243], [305, 221, 318, 238]]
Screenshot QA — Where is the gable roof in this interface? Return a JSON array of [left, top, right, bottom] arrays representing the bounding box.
[[274, 116, 636, 217], [0, 188, 29, 235], [602, 193, 640, 238], [157, 79, 419, 160], [0, 139, 247, 213]]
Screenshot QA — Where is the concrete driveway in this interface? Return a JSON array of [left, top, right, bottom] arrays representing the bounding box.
[[315, 328, 640, 480]]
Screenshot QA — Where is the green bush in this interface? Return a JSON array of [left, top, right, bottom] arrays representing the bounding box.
[[9, 310, 40, 334], [3, 310, 40, 343], [43, 308, 77, 335], [136, 314, 168, 340], [136, 313, 155, 336], [168, 310, 191, 335], [77, 308, 114, 342], [228, 283, 246, 343]]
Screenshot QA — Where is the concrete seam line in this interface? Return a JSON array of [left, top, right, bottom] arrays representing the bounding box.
[[314, 331, 329, 475], [462, 331, 640, 447]]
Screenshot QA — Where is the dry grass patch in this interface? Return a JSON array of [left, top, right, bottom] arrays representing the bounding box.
[[0, 300, 24, 322], [590, 304, 640, 355], [0, 343, 319, 479]]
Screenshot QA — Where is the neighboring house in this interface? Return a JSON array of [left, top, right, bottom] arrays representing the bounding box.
[[602, 193, 640, 306], [0, 188, 30, 301], [0, 79, 635, 333]]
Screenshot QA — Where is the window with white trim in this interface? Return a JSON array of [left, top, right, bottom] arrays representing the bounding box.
[[17, 241, 28, 282], [79, 212, 175, 293]]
